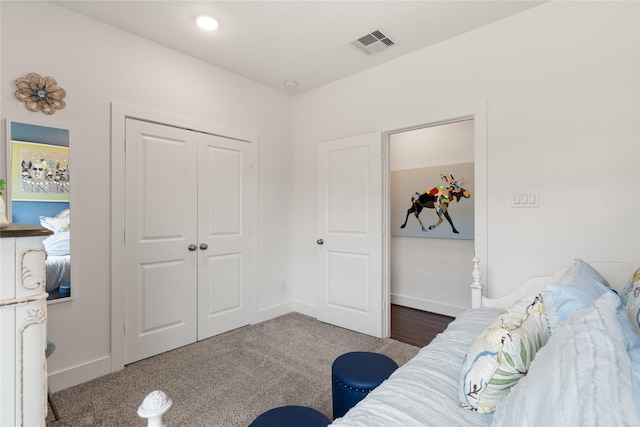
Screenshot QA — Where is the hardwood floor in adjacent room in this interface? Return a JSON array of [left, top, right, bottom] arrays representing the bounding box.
[[390, 304, 455, 348]]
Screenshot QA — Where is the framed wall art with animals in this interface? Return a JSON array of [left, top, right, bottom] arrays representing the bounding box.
[[11, 140, 70, 202]]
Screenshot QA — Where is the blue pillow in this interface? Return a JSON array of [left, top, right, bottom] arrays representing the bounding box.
[[543, 259, 613, 332]]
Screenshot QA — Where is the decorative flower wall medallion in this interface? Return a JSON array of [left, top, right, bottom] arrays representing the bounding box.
[[15, 73, 66, 115]]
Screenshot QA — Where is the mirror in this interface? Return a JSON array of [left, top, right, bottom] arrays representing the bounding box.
[[9, 121, 71, 302]]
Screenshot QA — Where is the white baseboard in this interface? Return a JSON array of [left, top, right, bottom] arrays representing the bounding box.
[[391, 294, 468, 317], [48, 355, 112, 392], [256, 300, 319, 322], [290, 300, 317, 318], [256, 301, 293, 323]]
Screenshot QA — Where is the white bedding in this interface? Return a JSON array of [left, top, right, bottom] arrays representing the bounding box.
[[42, 209, 71, 294], [330, 307, 502, 427], [331, 260, 640, 427], [492, 291, 640, 426]]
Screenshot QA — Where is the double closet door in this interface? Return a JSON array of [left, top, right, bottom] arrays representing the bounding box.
[[124, 119, 251, 364]]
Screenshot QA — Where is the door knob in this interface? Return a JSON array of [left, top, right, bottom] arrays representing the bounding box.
[[188, 244, 197, 251], [199, 243, 209, 250], [316, 239, 324, 245]]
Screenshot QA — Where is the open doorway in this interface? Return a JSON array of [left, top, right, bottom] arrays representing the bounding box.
[[387, 118, 475, 345]]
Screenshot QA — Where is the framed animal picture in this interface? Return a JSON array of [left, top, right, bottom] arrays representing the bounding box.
[[11, 140, 70, 202], [391, 162, 474, 239]]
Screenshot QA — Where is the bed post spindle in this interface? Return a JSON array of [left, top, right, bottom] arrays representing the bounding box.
[[137, 390, 172, 427], [470, 257, 484, 308]]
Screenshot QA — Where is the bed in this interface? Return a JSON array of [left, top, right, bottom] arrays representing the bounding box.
[[40, 208, 71, 297], [330, 258, 640, 426]]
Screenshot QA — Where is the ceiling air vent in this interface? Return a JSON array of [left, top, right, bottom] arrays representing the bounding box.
[[350, 29, 396, 56]]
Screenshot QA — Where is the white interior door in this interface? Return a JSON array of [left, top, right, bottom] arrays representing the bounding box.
[[197, 133, 251, 339], [317, 133, 383, 337], [125, 119, 198, 364]]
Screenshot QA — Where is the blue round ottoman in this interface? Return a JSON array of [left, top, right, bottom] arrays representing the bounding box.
[[331, 351, 398, 419], [249, 405, 330, 427]]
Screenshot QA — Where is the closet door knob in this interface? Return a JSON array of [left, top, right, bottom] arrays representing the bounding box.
[[316, 239, 324, 245], [199, 243, 208, 250], [188, 244, 197, 251]]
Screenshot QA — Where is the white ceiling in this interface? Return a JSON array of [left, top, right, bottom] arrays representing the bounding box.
[[53, 1, 546, 94]]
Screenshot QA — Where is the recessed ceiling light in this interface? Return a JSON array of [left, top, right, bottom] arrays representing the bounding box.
[[196, 15, 218, 31]]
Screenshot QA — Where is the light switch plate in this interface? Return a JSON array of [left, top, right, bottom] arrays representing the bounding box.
[[510, 190, 539, 208]]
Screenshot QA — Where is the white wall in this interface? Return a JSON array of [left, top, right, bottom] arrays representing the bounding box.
[[390, 120, 474, 316], [2, 0, 638, 392], [1, 1, 293, 391], [291, 1, 639, 311]]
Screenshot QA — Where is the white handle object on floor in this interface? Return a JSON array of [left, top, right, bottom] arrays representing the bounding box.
[[138, 390, 172, 427]]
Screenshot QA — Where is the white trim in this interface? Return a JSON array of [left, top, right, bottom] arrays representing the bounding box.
[[250, 140, 260, 326], [381, 140, 391, 338], [291, 300, 317, 319], [48, 355, 111, 393], [2, 119, 9, 218], [257, 301, 295, 322], [390, 294, 468, 318], [380, 101, 489, 321], [110, 101, 260, 373], [110, 104, 126, 372]]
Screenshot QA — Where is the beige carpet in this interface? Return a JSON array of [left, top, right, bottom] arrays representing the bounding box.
[[46, 312, 419, 426]]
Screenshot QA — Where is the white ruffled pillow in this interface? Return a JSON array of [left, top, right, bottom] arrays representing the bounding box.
[[492, 292, 640, 426], [459, 295, 549, 413], [542, 258, 612, 332]]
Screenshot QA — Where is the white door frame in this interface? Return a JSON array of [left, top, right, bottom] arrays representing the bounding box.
[[110, 102, 260, 371], [380, 102, 488, 337]]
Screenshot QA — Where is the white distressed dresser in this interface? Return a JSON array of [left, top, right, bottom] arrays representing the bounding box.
[[1, 224, 52, 426]]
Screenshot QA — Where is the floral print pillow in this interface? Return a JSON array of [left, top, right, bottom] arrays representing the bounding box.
[[621, 267, 640, 335], [459, 295, 549, 413]]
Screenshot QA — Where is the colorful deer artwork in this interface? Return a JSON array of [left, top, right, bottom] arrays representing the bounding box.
[[399, 174, 470, 234]]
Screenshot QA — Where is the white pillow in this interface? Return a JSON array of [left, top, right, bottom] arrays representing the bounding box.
[[43, 232, 70, 256], [459, 295, 549, 413], [492, 292, 640, 426]]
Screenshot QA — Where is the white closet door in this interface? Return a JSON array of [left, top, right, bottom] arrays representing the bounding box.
[[125, 119, 198, 364], [316, 133, 384, 337], [197, 133, 251, 340]]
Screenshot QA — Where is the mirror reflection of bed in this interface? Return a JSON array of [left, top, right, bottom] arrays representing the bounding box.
[[42, 208, 71, 300], [8, 121, 71, 302]]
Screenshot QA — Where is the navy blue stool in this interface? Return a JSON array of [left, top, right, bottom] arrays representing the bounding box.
[[249, 405, 330, 427], [45, 341, 60, 421], [332, 351, 398, 419]]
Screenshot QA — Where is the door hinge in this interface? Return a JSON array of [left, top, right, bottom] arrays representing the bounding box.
[[123, 322, 126, 334]]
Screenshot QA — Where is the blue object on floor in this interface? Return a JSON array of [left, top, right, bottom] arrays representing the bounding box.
[[249, 405, 330, 427], [331, 351, 398, 419], [46, 341, 61, 421]]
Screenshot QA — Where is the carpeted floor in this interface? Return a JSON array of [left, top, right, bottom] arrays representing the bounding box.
[[46, 312, 419, 426]]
